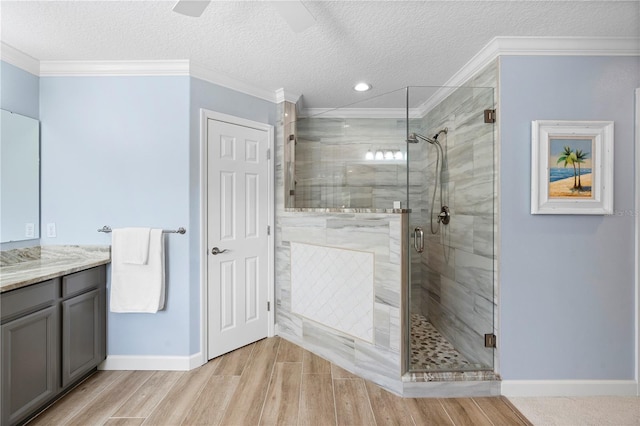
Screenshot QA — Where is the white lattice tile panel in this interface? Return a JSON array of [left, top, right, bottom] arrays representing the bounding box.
[[291, 242, 374, 343]]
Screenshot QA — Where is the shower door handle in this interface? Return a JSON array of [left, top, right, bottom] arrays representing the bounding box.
[[414, 227, 424, 253]]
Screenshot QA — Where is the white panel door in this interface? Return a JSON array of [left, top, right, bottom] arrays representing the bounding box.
[[208, 118, 269, 359]]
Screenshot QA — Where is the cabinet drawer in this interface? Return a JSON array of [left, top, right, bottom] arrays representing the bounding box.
[[62, 266, 106, 299], [1, 279, 58, 323]]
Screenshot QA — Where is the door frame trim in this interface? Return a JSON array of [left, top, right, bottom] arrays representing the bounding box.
[[199, 109, 275, 364]]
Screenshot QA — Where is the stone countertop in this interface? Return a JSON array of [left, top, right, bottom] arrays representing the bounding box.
[[0, 245, 111, 293]]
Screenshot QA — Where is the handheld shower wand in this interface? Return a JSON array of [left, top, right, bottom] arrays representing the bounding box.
[[407, 128, 450, 234]]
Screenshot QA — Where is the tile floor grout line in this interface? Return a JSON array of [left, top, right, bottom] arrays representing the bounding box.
[[68, 371, 155, 426], [256, 338, 281, 426], [28, 338, 538, 425], [106, 370, 158, 421], [58, 370, 131, 424], [296, 360, 304, 426], [501, 397, 534, 426], [406, 398, 419, 426], [437, 397, 457, 426], [176, 359, 223, 426], [330, 361, 339, 426], [471, 397, 496, 426], [107, 416, 147, 419], [136, 371, 186, 425], [26, 371, 111, 424], [359, 378, 379, 426]]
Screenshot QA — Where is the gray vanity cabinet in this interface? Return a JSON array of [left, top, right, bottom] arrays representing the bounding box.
[[0, 265, 107, 426], [1, 304, 58, 426], [61, 267, 106, 388]]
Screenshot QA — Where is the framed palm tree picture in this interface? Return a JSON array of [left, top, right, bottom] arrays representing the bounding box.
[[531, 120, 614, 214]]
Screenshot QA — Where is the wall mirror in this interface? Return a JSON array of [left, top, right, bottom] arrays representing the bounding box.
[[1, 109, 40, 243]]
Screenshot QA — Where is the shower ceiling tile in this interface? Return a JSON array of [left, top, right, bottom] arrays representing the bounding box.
[[291, 242, 374, 343]]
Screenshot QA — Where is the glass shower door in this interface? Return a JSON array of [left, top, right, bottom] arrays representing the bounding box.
[[406, 85, 495, 373]]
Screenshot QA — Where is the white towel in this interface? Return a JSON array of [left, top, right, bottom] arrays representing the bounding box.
[[112, 227, 151, 265], [110, 228, 165, 313]]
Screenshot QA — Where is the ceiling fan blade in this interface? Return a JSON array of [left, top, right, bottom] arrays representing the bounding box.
[[172, 0, 211, 17], [271, 1, 316, 33]]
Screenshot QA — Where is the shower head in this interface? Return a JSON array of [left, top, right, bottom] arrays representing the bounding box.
[[406, 133, 420, 144], [407, 128, 448, 145], [407, 132, 437, 145]]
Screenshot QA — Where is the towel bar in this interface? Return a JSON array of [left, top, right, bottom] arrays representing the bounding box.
[[97, 226, 186, 234]]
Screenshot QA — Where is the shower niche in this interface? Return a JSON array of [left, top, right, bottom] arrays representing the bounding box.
[[281, 70, 497, 393]]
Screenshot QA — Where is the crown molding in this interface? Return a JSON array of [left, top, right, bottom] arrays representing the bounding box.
[[0, 42, 40, 76], [4, 36, 638, 110], [418, 36, 640, 115], [37, 58, 280, 103], [356, 36, 640, 118], [275, 88, 301, 104], [39, 59, 190, 76], [189, 61, 276, 103], [491, 36, 640, 57]]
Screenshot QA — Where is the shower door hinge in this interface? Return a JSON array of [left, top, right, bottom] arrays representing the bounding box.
[[267, 301, 271, 311], [289, 134, 295, 141], [267, 225, 271, 235], [484, 109, 496, 123], [484, 333, 497, 348], [267, 148, 271, 160]]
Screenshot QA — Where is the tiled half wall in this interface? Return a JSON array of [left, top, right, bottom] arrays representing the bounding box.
[[276, 211, 407, 394]]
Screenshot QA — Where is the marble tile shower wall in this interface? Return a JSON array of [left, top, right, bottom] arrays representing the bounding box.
[[416, 62, 498, 368], [294, 117, 421, 209], [276, 211, 406, 393]]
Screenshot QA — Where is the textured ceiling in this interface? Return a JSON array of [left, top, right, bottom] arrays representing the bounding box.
[[1, 1, 639, 109]]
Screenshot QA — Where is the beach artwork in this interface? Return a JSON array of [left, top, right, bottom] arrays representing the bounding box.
[[548, 137, 594, 199], [532, 120, 613, 215]]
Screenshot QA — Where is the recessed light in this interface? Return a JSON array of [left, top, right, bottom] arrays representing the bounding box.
[[354, 82, 372, 92]]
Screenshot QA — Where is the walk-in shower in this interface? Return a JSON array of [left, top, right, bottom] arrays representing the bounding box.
[[282, 80, 497, 390]]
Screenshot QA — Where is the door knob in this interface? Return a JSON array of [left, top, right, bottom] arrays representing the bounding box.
[[211, 247, 229, 255]]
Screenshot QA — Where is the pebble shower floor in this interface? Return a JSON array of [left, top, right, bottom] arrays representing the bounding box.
[[410, 313, 474, 371]]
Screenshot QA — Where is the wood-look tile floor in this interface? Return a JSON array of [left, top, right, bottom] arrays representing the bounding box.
[[29, 337, 532, 426]]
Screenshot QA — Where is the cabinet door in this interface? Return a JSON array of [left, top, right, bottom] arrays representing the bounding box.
[[1, 305, 58, 426], [61, 289, 102, 388]]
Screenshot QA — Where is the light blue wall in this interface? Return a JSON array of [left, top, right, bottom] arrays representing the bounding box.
[[188, 77, 276, 353], [37, 74, 275, 358], [40, 75, 192, 356], [500, 56, 640, 380], [1, 61, 40, 251], [1, 61, 39, 119]]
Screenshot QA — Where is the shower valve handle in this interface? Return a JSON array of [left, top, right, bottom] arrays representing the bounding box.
[[437, 206, 451, 225]]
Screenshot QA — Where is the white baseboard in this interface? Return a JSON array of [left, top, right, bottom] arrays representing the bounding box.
[[99, 352, 204, 371], [502, 380, 639, 397]]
